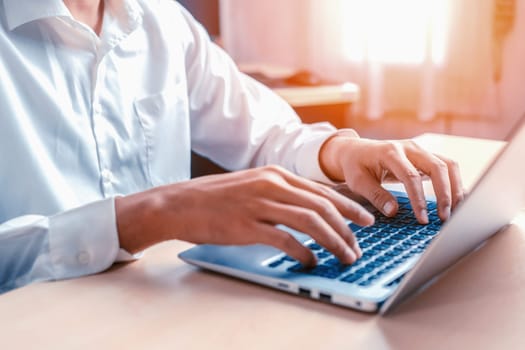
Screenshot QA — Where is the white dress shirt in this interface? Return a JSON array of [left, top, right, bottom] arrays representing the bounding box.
[[0, 0, 337, 293]]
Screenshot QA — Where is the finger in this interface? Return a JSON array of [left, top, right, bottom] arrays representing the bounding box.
[[405, 146, 452, 221], [346, 169, 399, 218], [379, 144, 428, 224], [435, 154, 464, 209], [275, 184, 366, 258], [256, 199, 359, 264], [252, 223, 316, 267], [267, 167, 375, 227], [331, 183, 370, 206]]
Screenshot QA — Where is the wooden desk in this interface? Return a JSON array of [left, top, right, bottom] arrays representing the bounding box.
[[2, 134, 523, 350]]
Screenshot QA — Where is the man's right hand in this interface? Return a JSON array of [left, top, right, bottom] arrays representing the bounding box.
[[115, 165, 374, 267]]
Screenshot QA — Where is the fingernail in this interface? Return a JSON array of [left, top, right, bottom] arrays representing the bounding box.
[[360, 210, 375, 225], [345, 248, 357, 263], [420, 209, 429, 224], [353, 242, 362, 259], [442, 205, 451, 219], [383, 201, 396, 216]]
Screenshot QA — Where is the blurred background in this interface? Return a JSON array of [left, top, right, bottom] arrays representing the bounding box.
[[179, 0, 524, 141]]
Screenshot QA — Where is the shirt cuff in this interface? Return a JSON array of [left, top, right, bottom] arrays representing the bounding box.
[[48, 198, 120, 279], [295, 128, 339, 185]]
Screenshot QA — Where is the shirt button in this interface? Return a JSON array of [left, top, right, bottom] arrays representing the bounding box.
[[101, 169, 113, 183], [77, 251, 90, 265], [93, 103, 102, 115]]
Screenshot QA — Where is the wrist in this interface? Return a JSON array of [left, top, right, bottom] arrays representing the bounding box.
[[319, 129, 360, 182], [115, 190, 165, 253]]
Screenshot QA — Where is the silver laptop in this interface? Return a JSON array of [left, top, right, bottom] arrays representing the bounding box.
[[179, 116, 525, 314]]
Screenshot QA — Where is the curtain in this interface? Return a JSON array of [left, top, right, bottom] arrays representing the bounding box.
[[220, 0, 524, 133]]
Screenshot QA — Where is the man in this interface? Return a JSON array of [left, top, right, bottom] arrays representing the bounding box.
[[0, 0, 463, 293]]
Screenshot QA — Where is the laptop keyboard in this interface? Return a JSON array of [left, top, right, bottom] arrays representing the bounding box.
[[267, 196, 442, 287]]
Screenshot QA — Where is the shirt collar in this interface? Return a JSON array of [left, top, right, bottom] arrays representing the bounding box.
[[4, 0, 70, 31], [4, 0, 143, 32]]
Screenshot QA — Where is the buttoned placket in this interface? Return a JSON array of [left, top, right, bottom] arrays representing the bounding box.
[[89, 28, 118, 198], [88, 8, 142, 198], [91, 57, 114, 197]]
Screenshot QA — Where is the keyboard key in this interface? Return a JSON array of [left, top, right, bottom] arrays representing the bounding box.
[[375, 255, 391, 263], [316, 251, 331, 259], [306, 242, 322, 251], [349, 223, 363, 232], [421, 228, 439, 236], [391, 234, 408, 240], [341, 273, 362, 284], [384, 249, 401, 257], [382, 227, 399, 234], [355, 231, 368, 238], [323, 258, 344, 267], [364, 237, 381, 244], [359, 242, 371, 249], [288, 263, 304, 272], [268, 259, 284, 268], [355, 267, 374, 275], [381, 238, 398, 246], [374, 243, 391, 251], [397, 197, 410, 204], [374, 231, 390, 238], [364, 260, 383, 269], [358, 279, 373, 287]]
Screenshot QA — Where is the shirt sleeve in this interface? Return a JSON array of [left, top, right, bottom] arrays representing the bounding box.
[[177, 5, 338, 184], [0, 198, 120, 293]]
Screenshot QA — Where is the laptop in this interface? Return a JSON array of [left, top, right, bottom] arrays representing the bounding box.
[[179, 115, 525, 314]]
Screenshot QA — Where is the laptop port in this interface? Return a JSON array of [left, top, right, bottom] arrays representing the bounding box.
[[298, 287, 311, 297], [319, 292, 332, 303]]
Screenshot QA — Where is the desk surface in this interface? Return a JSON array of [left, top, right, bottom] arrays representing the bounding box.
[[2, 134, 523, 350]]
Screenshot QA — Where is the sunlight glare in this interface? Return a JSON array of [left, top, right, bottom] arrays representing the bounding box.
[[342, 0, 450, 64]]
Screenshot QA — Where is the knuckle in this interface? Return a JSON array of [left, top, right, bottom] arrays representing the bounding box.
[[316, 197, 336, 216], [405, 170, 422, 183], [263, 164, 286, 175], [383, 142, 404, 162], [405, 139, 419, 150], [371, 187, 386, 206], [253, 177, 275, 191], [254, 171, 283, 190], [298, 209, 322, 231], [448, 159, 460, 171], [441, 196, 452, 208], [317, 184, 334, 198], [383, 141, 399, 155], [432, 159, 448, 173]]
